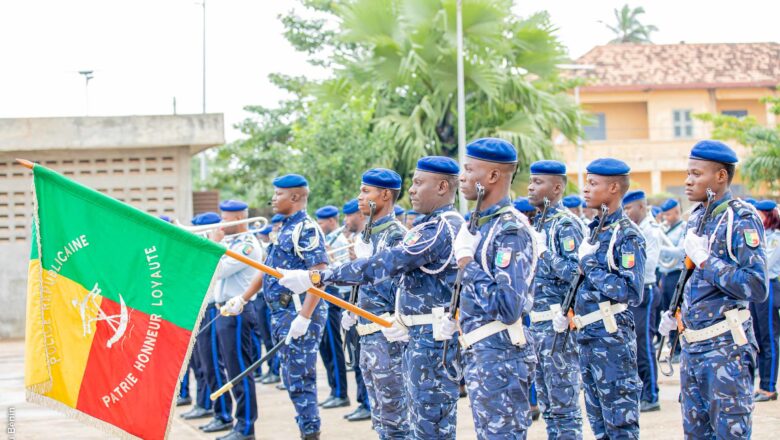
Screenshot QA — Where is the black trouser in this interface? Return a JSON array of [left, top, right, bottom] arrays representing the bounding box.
[[251, 298, 280, 375], [630, 284, 661, 403], [195, 304, 233, 422], [319, 299, 348, 399], [751, 278, 780, 393]]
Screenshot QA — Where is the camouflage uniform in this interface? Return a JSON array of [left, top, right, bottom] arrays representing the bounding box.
[[680, 194, 767, 439], [530, 202, 584, 439], [323, 204, 463, 439], [575, 208, 646, 439], [262, 210, 329, 436], [458, 198, 538, 439]]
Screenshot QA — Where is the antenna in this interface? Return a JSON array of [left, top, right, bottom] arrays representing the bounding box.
[[78, 70, 94, 115]]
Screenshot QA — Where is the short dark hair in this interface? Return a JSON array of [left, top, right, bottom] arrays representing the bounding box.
[[723, 163, 735, 184], [388, 188, 401, 203], [608, 175, 630, 196]]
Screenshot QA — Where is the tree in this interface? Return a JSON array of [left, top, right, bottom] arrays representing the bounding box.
[[696, 93, 780, 194], [603, 4, 657, 44]]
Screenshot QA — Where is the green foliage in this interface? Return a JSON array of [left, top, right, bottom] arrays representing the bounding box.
[[696, 93, 780, 194], [602, 4, 657, 44]]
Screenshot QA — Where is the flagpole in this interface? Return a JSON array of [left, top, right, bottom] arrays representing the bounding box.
[[456, 0, 467, 214], [15, 158, 392, 329]]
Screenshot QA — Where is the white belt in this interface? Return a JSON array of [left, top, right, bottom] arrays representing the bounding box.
[[572, 301, 628, 333], [530, 304, 561, 323], [683, 309, 750, 345], [398, 313, 433, 327], [292, 293, 303, 312], [458, 319, 527, 349], [357, 313, 393, 336]]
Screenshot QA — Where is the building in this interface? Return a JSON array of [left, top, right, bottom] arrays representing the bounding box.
[[559, 42, 779, 195], [0, 114, 224, 338]]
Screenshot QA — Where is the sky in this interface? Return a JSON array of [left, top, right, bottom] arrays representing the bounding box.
[[0, 0, 777, 142]]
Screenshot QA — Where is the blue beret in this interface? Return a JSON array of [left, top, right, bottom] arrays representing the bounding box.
[[581, 200, 588, 208], [513, 197, 535, 212], [219, 199, 248, 212], [362, 168, 402, 190], [756, 200, 777, 211], [394, 205, 405, 216], [562, 195, 583, 208], [745, 198, 757, 206], [315, 205, 339, 219], [464, 212, 471, 221], [689, 140, 738, 164], [416, 156, 460, 175], [258, 225, 273, 235], [158, 215, 173, 223], [660, 199, 679, 212], [270, 214, 286, 223], [651, 206, 662, 217], [406, 209, 418, 216], [272, 174, 308, 188], [586, 158, 630, 176], [622, 190, 646, 205], [343, 199, 359, 215], [466, 138, 518, 163], [193, 212, 221, 226], [530, 160, 566, 176]]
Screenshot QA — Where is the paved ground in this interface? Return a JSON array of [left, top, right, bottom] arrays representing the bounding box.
[[2, 338, 779, 439]]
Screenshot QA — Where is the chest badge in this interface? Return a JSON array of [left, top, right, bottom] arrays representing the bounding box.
[[495, 247, 513, 268], [241, 243, 254, 256], [562, 237, 575, 252], [744, 229, 760, 248], [403, 231, 422, 246], [621, 252, 635, 269]]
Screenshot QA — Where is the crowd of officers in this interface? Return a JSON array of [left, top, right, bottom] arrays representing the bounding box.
[[169, 138, 779, 440]]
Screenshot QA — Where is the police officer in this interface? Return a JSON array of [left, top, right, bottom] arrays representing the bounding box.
[[562, 195, 588, 233], [513, 196, 536, 221], [438, 138, 538, 439], [280, 157, 464, 439], [314, 205, 351, 409], [337, 168, 410, 438], [264, 175, 330, 440], [526, 160, 585, 439], [622, 190, 662, 412], [405, 209, 419, 229], [210, 200, 262, 440], [657, 198, 687, 360], [553, 158, 646, 439], [659, 140, 768, 438], [753, 200, 780, 402]]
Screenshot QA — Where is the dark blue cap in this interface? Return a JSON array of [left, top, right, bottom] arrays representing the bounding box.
[[689, 140, 738, 164], [466, 138, 518, 163], [315, 205, 339, 219], [622, 190, 646, 205], [530, 160, 566, 176], [581, 200, 588, 208], [745, 198, 757, 206], [464, 212, 471, 221], [273, 174, 308, 188], [756, 200, 777, 211], [660, 198, 679, 212], [362, 168, 402, 190], [651, 206, 662, 217], [562, 195, 583, 208], [271, 214, 285, 223], [192, 212, 221, 226], [259, 225, 273, 235], [513, 197, 535, 212], [343, 199, 359, 215], [394, 205, 405, 216], [586, 158, 630, 176], [219, 199, 248, 212], [416, 156, 460, 175], [158, 215, 173, 223]]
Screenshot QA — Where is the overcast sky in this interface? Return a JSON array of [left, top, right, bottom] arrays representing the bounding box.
[[0, 0, 777, 142]]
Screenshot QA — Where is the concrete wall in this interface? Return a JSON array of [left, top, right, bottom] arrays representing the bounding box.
[[583, 102, 649, 140]]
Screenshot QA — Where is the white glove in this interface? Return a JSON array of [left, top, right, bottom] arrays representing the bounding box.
[[552, 312, 569, 333], [658, 311, 677, 337], [577, 239, 598, 261], [437, 314, 458, 340], [220, 295, 247, 316], [278, 269, 313, 294], [285, 314, 312, 344], [354, 239, 373, 259], [454, 224, 482, 261], [381, 320, 410, 343], [684, 229, 709, 268], [341, 312, 357, 331], [532, 230, 548, 258]]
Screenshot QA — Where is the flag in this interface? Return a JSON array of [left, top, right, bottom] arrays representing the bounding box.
[[25, 164, 225, 439]]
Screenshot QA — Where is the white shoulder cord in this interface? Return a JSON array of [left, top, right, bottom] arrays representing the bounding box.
[[292, 216, 323, 260], [707, 207, 736, 262], [479, 207, 538, 285], [418, 211, 462, 275]]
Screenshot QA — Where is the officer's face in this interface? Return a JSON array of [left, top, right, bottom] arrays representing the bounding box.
[[527, 175, 560, 207], [344, 212, 365, 234], [358, 185, 387, 214], [663, 206, 680, 224], [686, 159, 726, 202], [459, 158, 489, 201], [220, 210, 245, 235], [409, 170, 446, 214], [271, 188, 294, 214], [623, 201, 645, 224], [583, 174, 609, 209], [317, 217, 338, 234]]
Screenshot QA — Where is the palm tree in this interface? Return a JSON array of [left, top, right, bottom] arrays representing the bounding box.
[[603, 4, 658, 44]]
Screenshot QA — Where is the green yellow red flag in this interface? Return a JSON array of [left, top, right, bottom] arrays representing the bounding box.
[[25, 163, 225, 439]]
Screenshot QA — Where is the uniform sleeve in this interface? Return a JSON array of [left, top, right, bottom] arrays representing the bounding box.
[[547, 221, 583, 282], [659, 228, 686, 261], [462, 229, 533, 325], [700, 214, 768, 302], [216, 239, 257, 280], [581, 234, 646, 306], [644, 225, 661, 275], [298, 224, 329, 269]]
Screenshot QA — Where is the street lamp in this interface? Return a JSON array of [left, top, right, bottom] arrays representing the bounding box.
[[556, 64, 596, 196]]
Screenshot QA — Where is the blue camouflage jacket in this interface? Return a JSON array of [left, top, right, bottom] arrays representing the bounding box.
[[575, 207, 646, 341], [531, 202, 584, 313], [682, 193, 767, 353]]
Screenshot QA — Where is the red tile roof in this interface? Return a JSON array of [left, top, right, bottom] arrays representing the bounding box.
[[569, 42, 780, 92]]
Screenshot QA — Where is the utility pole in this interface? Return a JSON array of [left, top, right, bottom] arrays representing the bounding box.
[[456, 0, 467, 213], [78, 70, 94, 116]]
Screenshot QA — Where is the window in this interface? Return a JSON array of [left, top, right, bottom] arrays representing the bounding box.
[[673, 110, 693, 138], [722, 110, 748, 118], [584, 112, 606, 141]]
